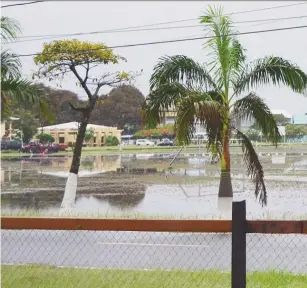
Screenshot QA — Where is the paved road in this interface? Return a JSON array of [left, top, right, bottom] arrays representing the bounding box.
[[1, 230, 307, 273]]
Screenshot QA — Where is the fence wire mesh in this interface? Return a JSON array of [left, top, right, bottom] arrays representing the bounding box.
[[246, 233, 307, 288], [1, 229, 307, 288], [1, 230, 231, 288]]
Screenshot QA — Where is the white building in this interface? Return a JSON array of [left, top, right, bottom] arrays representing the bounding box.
[[235, 109, 293, 131]]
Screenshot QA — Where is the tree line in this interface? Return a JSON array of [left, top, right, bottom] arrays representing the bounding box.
[[4, 83, 145, 143]]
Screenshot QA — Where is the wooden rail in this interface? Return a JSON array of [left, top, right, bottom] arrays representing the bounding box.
[[1, 217, 306, 234]]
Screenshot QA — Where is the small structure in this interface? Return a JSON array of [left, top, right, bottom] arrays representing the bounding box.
[[37, 122, 122, 147]]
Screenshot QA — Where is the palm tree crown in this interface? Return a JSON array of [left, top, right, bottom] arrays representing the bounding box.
[[1, 16, 52, 121], [143, 6, 307, 205]]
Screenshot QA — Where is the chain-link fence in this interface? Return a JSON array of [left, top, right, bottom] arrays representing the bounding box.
[[1, 220, 306, 288], [246, 233, 307, 288], [2, 230, 231, 288]]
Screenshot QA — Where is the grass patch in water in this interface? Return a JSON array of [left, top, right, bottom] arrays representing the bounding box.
[[1, 265, 306, 288]]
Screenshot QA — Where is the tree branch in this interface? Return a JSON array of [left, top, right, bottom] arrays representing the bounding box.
[[69, 64, 93, 100], [83, 62, 90, 84], [68, 102, 89, 112]]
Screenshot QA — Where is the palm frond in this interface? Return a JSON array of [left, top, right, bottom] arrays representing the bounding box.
[[175, 92, 223, 151], [1, 16, 21, 43], [228, 39, 246, 71], [200, 5, 235, 92], [234, 56, 307, 95], [142, 82, 191, 128], [1, 78, 54, 121], [233, 92, 281, 146], [1, 49, 22, 79], [149, 55, 217, 91], [235, 128, 267, 206]]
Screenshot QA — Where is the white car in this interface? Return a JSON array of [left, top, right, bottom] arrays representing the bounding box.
[[136, 139, 155, 146]]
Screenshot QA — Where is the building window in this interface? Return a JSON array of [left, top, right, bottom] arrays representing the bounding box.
[[59, 137, 65, 144]]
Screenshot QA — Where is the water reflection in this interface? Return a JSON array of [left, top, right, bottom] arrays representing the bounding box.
[[1, 187, 146, 211], [1, 154, 307, 216]]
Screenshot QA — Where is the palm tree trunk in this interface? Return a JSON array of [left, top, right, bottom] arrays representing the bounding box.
[[61, 110, 90, 208], [218, 123, 233, 198]]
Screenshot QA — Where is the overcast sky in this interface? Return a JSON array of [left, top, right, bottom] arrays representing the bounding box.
[[2, 1, 307, 115]]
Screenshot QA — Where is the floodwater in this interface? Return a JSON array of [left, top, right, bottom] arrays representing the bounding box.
[[1, 153, 307, 219]]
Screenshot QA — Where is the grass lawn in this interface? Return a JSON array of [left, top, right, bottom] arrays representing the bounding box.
[[1, 142, 307, 158], [2, 265, 306, 288]]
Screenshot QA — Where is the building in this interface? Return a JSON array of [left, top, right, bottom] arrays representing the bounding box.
[[0, 121, 5, 139], [235, 109, 293, 131], [159, 106, 205, 135], [37, 122, 122, 147]]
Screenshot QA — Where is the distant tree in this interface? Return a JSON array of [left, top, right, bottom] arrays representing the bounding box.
[[38, 133, 54, 144], [91, 85, 145, 128], [84, 127, 95, 145], [285, 124, 307, 139], [245, 128, 261, 142], [34, 84, 80, 126], [273, 114, 291, 126], [34, 39, 138, 208], [11, 108, 40, 143]]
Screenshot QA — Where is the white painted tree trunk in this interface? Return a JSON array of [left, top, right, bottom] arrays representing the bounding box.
[[61, 172, 78, 209]]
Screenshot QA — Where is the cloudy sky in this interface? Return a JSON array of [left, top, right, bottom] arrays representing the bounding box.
[[2, 1, 307, 115]]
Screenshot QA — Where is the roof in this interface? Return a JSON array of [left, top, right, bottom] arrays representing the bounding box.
[[270, 109, 292, 119], [38, 122, 112, 130]]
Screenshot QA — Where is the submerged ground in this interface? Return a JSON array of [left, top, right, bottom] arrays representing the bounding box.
[[1, 146, 307, 219]]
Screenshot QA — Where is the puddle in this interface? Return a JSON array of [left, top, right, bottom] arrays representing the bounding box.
[[1, 154, 307, 219]]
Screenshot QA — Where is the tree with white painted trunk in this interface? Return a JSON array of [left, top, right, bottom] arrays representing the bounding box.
[[34, 39, 137, 208]]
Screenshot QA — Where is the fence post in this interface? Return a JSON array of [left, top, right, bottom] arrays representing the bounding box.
[[231, 200, 246, 288]]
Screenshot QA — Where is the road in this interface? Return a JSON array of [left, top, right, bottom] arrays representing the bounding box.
[[1, 230, 307, 273]]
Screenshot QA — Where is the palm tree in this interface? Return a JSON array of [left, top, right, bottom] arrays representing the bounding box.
[[143, 6, 307, 205], [1, 17, 51, 120]]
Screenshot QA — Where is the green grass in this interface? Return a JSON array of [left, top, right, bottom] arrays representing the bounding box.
[[1, 142, 307, 158], [1, 265, 306, 288], [2, 209, 307, 221]]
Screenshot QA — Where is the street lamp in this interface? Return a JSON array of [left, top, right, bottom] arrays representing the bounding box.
[[8, 117, 20, 141]]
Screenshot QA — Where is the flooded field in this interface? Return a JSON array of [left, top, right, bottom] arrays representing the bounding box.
[[1, 152, 307, 219]]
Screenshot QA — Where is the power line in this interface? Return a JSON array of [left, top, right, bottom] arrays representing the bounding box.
[[15, 24, 307, 58], [1, 1, 44, 8], [11, 1, 307, 40], [8, 14, 307, 44]]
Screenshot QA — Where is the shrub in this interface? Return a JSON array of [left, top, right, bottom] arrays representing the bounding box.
[[105, 136, 119, 146], [37, 133, 54, 144]]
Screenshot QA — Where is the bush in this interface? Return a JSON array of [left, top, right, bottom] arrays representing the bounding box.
[[105, 136, 119, 146], [37, 133, 54, 144]]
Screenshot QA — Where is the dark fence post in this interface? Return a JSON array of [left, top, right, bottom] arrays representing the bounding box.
[[231, 200, 246, 288]]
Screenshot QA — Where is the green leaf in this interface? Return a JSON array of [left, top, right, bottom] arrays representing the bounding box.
[[233, 92, 281, 146], [234, 56, 307, 95], [1, 16, 20, 43], [1, 49, 22, 79], [150, 55, 217, 91], [175, 92, 223, 152], [235, 128, 267, 206]]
